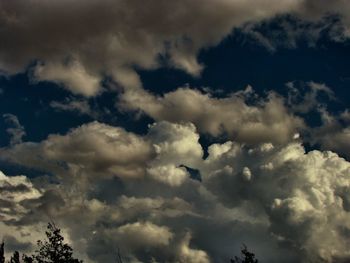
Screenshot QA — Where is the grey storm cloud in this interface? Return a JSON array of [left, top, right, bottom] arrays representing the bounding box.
[[0, 0, 350, 96], [1, 121, 350, 262]]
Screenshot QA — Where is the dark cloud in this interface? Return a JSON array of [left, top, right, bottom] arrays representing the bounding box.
[[0, 0, 349, 97]]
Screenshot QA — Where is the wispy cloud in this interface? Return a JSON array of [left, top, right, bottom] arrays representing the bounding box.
[[2, 113, 26, 145]]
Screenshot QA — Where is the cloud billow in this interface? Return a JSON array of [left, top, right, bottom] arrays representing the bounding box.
[[0, 120, 350, 262]]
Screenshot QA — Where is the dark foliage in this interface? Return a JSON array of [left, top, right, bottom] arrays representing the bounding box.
[[231, 244, 258, 263], [1, 223, 82, 263], [22, 255, 33, 263], [0, 242, 5, 263], [30, 223, 82, 263], [1, 224, 261, 263], [10, 252, 20, 263], [116, 248, 123, 263]]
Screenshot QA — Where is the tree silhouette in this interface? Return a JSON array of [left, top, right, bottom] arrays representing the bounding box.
[[0, 242, 5, 263], [10, 251, 20, 263], [2, 224, 261, 263], [115, 248, 123, 263], [0, 223, 82, 263], [231, 244, 258, 263], [22, 255, 34, 263], [29, 223, 83, 263]]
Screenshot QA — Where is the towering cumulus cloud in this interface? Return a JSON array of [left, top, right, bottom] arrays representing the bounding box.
[[0, 121, 350, 262]]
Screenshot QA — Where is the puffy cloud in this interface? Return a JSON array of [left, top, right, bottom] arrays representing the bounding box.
[[0, 171, 47, 258], [0, 121, 206, 187], [33, 60, 101, 97], [176, 232, 211, 263], [0, 171, 41, 221], [146, 122, 203, 186], [120, 87, 304, 145], [0, 171, 41, 202], [147, 165, 189, 187], [0, 121, 154, 180], [115, 222, 173, 249], [2, 121, 350, 262], [201, 140, 350, 261], [148, 122, 203, 162]]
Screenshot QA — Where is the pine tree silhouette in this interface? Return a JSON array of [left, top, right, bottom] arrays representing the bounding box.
[[231, 244, 258, 263], [22, 255, 34, 263], [10, 251, 20, 263], [0, 242, 5, 263], [29, 223, 83, 263], [116, 248, 123, 263]]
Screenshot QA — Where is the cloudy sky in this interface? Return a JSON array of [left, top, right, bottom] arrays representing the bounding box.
[[1, 1, 350, 262]]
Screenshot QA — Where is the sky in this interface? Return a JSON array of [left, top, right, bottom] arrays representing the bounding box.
[[1, 1, 350, 262]]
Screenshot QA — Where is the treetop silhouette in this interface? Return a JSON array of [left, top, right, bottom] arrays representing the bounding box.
[[2, 223, 259, 263], [230, 244, 258, 263], [1, 223, 82, 263]]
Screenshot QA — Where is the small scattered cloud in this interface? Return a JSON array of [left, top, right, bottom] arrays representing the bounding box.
[[2, 113, 26, 145], [286, 81, 335, 113], [49, 97, 106, 120]]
